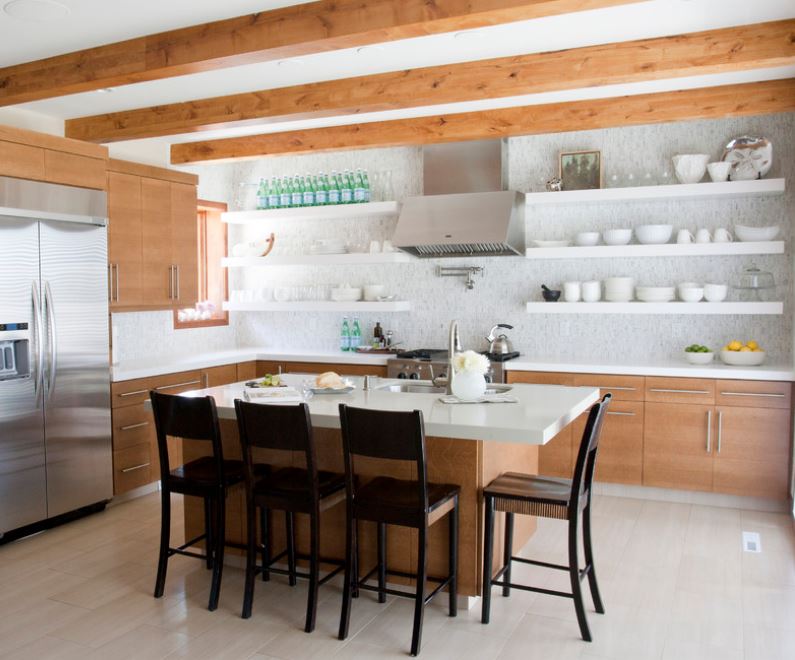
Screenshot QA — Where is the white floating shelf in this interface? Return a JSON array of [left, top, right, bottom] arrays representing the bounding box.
[[524, 178, 785, 205], [222, 201, 400, 224], [222, 252, 413, 267], [525, 302, 783, 315], [223, 300, 411, 312], [525, 241, 784, 260]]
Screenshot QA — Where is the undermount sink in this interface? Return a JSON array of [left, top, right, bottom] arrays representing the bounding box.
[[377, 382, 513, 395]]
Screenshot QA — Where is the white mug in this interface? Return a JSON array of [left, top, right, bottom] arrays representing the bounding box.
[[695, 228, 712, 243], [581, 280, 601, 302], [676, 229, 695, 244], [713, 228, 733, 243], [563, 281, 581, 302]]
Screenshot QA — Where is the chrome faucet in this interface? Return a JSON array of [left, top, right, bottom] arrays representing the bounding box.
[[447, 319, 461, 394]]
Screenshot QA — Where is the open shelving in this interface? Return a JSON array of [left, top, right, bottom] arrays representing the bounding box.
[[222, 201, 400, 224], [222, 252, 412, 267], [523, 178, 785, 206], [223, 300, 411, 312], [525, 241, 784, 260], [525, 301, 782, 315]]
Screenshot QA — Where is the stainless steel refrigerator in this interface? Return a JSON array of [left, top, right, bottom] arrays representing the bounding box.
[[0, 176, 112, 538]]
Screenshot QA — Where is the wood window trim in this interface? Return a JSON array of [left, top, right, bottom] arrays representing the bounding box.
[[173, 199, 229, 329]]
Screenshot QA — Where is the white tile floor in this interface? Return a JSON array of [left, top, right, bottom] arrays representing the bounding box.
[[0, 492, 793, 659]]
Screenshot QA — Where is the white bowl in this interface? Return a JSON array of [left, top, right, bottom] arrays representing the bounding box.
[[720, 350, 766, 366], [673, 154, 710, 184], [602, 229, 632, 246], [363, 284, 386, 301], [574, 232, 600, 247], [635, 286, 675, 302], [707, 161, 732, 182], [604, 277, 635, 302], [685, 351, 714, 365], [635, 224, 673, 245], [734, 224, 780, 242], [330, 287, 362, 302], [703, 283, 728, 302], [678, 283, 704, 302]]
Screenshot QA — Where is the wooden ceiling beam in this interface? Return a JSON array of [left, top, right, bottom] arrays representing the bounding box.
[[0, 0, 638, 106], [169, 78, 795, 163], [67, 19, 795, 143]]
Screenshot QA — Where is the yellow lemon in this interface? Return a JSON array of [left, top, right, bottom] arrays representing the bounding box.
[[728, 340, 743, 351], [739, 346, 752, 352], [722, 345, 731, 352], [746, 340, 758, 350], [752, 347, 764, 352]]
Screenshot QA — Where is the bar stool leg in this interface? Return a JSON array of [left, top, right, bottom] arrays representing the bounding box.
[[410, 527, 428, 657], [305, 512, 320, 633], [448, 499, 458, 617], [204, 496, 214, 570], [502, 512, 514, 597], [242, 496, 257, 619], [285, 511, 297, 587], [154, 487, 171, 598], [260, 507, 271, 582], [338, 512, 355, 640], [568, 513, 591, 642], [481, 495, 495, 624], [352, 520, 360, 599], [583, 501, 604, 614], [377, 522, 387, 604], [208, 492, 226, 612]]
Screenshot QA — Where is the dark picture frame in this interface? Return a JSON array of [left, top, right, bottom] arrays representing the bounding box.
[[559, 150, 602, 191]]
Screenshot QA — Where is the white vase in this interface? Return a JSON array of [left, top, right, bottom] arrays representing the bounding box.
[[451, 371, 487, 401]]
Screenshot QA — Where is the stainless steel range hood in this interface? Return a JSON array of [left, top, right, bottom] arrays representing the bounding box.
[[392, 140, 525, 258]]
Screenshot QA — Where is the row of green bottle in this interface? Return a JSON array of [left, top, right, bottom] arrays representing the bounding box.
[[256, 170, 370, 210], [340, 317, 362, 352]]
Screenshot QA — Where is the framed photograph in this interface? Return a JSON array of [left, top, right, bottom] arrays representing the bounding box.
[[559, 150, 602, 191]]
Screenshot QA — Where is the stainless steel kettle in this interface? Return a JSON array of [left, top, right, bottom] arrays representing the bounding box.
[[485, 323, 514, 355]]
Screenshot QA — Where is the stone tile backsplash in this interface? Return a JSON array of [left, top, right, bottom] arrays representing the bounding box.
[[114, 113, 793, 366]]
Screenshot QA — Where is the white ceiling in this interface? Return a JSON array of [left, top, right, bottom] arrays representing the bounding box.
[[3, 0, 794, 150]]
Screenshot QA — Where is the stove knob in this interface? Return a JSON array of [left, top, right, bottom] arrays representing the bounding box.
[[409, 372, 420, 380]]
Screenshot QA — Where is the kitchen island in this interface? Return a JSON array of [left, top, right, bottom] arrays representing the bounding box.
[[176, 375, 599, 598]]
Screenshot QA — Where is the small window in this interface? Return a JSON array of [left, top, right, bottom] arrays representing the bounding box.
[[174, 200, 229, 329]]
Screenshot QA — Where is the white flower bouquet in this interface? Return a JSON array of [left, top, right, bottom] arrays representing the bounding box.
[[452, 350, 490, 375]]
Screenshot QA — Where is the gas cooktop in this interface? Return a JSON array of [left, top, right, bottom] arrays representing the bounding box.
[[394, 349, 519, 362]]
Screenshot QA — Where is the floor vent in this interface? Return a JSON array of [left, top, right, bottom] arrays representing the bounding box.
[[742, 531, 762, 553]]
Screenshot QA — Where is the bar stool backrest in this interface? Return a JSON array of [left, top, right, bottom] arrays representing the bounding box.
[[568, 393, 611, 516], [234, 400, 318, 498], [150, 391, 225, 485], [338, 404, 428, 513]]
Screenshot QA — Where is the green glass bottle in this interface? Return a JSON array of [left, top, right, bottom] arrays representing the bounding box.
[[267, 177, 280, 209], [256, 178, 268, 210], [291, 174, 303, 208], [328, 171, 341, 205], [340, 170, 353, 204], [340, 317, 351, 352], [362, 169, 371, 202], [315, 172, 328, 205], [350, 318, 362, 350], [302, 175, 315, 206], [353, 169, 365, 203], [280, 176, 291, 208]]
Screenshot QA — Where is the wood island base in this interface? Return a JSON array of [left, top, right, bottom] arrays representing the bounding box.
[[182, 419, 539, 597]]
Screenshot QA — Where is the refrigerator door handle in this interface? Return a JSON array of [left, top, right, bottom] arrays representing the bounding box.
[[31, 281, 44, 403], [44, 281, 58, 397]]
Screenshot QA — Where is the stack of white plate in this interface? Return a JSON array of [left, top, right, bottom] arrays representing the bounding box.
[[309, 239, 347, 255]]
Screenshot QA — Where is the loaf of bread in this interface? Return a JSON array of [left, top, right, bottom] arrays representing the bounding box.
[[315, 371, 345, 389]]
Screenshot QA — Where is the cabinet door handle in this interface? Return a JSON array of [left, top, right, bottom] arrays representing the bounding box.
[[606, 411, 635, 416], [706, 410, 712, 453], [168, 265, 174, 299], [114, 264, 120, 302], [175, 265, 180, 300], [155, 379, 202, 391], [720, 391, 785, 398], [595, 386, 636, 391], [650, 388, 710, 395], [118, 388, 149, 397], [121, 462, 151, 473], [717, 410, 723, 454], [108, 264, 113, 303], [119, 421, 150, 431]]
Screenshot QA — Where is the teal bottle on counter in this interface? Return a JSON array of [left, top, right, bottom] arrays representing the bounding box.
[[267, 177, 280, 209], [340, 317, 351, 352], [315, 173, 328, 205], [350, 318, 362, 350]]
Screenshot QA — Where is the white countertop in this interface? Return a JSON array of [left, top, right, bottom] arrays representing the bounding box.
[[178, 375, 600, 445], [113, 348, 794, 383], [505, 357, 795, 381]]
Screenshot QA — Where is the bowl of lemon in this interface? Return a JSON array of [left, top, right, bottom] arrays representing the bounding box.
[[684, 344, 714, 365], [720, 340, 765, 366]]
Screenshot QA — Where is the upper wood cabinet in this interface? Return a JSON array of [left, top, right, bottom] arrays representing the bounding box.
[[107, 159, 198, 311]]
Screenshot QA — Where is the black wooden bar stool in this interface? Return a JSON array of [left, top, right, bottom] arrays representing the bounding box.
[[150, 391, 246, 611], [235, 399, 346, 632], [337, 404, 460, 657], [481, 393, 611, 641]]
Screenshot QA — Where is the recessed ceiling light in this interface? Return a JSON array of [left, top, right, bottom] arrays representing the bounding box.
[[3, 0, 70, 22], [277, 59, 304, 67]]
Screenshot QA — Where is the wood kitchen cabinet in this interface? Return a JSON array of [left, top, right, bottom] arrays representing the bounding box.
[[107, 159, 198, 311]]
